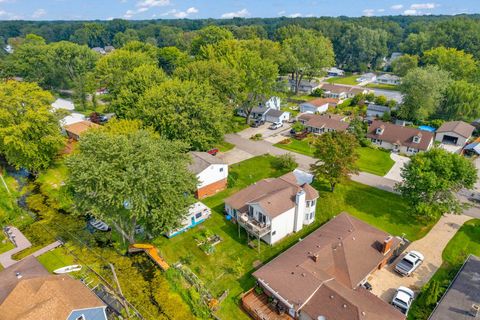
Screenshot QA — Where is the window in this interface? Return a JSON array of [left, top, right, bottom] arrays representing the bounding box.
[[258, 213, 267, 224], [219, 168, 224, 172], [306, 213, 309, 220], [248, 206, 253, 217], [272, 231, 276, 236], [195, 212, 202, 219], [311, 200, 316, 207], [310, 212, 314, 220]]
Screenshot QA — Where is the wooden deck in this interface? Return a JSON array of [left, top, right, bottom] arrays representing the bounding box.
[[241, 289, 292, 320]]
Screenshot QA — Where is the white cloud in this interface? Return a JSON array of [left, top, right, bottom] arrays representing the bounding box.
[[278, 10, 286, 16], [391, 4, 403, 10], [136, 0, 169, 8], [411, 3, 436, 9], [377, 9, 385, 13], [403, 9, 418, 15], [186, 7, 198, 14], [137, 7, 148, 13], [363, 9, 375, 17], [32, 8, 46, 18], [221, 8, 249, 19], [0, 10, 7, 16], [288, 13, 302, 18], [173, 7, 198, 18]]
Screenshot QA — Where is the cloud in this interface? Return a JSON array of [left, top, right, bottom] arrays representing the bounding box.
[[377, 9, 385, 13], [173, 7, 198, 18], [288, 13, 302, 18], [403, 9, 418, 15], [136, 0, 170, 8], [32, 8, 46, 18], [278, 10, 286, 16], [410, 3, 436, 9], [391, 4, 403, 10], [362, 9, 375, 17], [221, 8, 249, 19], [0, 10, 7, 16]]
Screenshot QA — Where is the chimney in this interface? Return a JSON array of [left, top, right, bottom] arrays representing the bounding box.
[[382, 236, 393, 255], [312, 254, 319, 262], [470, 304, 480, 317]]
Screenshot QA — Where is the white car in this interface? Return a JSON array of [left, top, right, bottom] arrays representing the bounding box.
[[391, 286, 415, 315], [395, 251, 424, 276], [269, 122, 283, 130]]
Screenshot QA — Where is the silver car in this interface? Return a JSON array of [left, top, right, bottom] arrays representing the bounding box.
[[395, 251, 424, 276], [391, 286, 415, 315]]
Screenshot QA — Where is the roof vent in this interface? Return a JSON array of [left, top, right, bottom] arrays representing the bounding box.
[[291, 272, 295, 275], [301, 273, 306, 277], [470, 304, 480, 317], [352, 237, 356, 240], [312, 254, 319, 262], [330, 295, 334, 299], [343, 304, 347, 308], [15, 272, 22, 279], [361, 311, 366, 316]]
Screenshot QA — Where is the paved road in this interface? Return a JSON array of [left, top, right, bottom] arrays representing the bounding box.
[[369, 214, 472, 302], [0, 226, 32, 268]]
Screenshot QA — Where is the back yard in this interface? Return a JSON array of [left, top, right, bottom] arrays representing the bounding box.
[[326, 74, 359, 85], [153, 154, 433, 319]]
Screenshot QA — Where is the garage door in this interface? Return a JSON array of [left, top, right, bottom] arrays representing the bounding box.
[[442, 135, 458, 145]]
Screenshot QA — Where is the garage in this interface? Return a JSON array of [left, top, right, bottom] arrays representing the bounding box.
[[265, 109, 290, 123], [441, 134, 458, 145]]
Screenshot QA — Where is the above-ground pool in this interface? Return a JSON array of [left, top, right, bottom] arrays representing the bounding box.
[[418, 125, 436, 132]]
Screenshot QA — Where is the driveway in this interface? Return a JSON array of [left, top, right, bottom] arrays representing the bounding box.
[[369, 214, 471, 302], [0, 226, 32, 268], [383, 153, 409, 182], [237, 123, 291, 140]]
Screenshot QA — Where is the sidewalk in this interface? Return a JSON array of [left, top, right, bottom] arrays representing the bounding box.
[[0, 226, 32, 268]]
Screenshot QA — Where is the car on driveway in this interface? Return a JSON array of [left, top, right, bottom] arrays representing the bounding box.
[[250, 119, 265, 128], [269, 122, 283, 130], [395, 251, 424, 276], [391, 286, 415, 315]]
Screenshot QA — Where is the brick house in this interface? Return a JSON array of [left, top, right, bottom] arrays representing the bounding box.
[[189, 152, 228, 199]]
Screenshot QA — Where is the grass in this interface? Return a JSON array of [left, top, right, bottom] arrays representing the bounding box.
[[408, 219, 480, 320], [227, 116, 250, 134], [366, 83, 401, 91], [326, 75, 359, 85], [216, 140, 235, 153], [0, 234, 14, 254], [274, 140, 395, 176], [153, 154, 431, 319], [37, 246, 76, 272]]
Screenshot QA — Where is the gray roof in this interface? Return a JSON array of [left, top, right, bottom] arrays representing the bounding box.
[[429, 255, 480, 320], [437, 121, 475, 138], [377, 74, 401, 81], [265, 109, 286, 118], [367, 104, 390, 113], [188, 152, 225, 175], [251, 107, 269, 115]]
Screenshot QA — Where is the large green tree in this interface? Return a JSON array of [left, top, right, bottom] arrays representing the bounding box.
[[66, 120, 197, 243], [398, 66, 451, 121], [190, 25, 234, 55], [282, 28, 335, 94], [136, 79, 229, 150], [0, 81, 64, 172], [311, 132, 359, 191], [396, 148, 477, 220], [391, 54, 419, 77], [423, 47, 478, 81], [438, 80, 480, 121]]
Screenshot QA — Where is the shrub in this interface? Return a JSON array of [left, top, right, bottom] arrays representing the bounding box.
[[250, 133, 262, 141], [310, 88, 324, 97], [278, 138, 292, 145], [291, 121, 305, 133], [273, 154, 297, 171]]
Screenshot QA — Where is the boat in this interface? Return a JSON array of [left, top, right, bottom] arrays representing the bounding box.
[[89, 219, 110, 231], [53, 265, 82, 274]]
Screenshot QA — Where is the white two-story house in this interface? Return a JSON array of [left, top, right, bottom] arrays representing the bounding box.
[[189, 152, 228, 199], [224, 170, 319, 245]]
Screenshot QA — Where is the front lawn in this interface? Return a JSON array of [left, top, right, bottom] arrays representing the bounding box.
[[0, 234, 14, 254], [153, 155, 430, 319], [326, 75, 359, 85], [408, 219, 479, 320], [366, 83, 401, 91], [274, 140, 395, 176], [227, 116, 250, 133], [216, 140, 235, 153]]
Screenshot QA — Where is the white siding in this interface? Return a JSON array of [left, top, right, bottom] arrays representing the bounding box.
[[299, 103, 328, 114], [435, 132, 468, 146], [197, 164, 228, 189], [269, 208, 296, 244]]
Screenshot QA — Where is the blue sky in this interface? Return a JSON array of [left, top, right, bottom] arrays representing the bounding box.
[[0, 0, 478, 21]]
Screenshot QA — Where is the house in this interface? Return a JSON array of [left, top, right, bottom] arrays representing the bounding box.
[[0, 256, 108, 320], [388, 52, 403, 65], [64, 120, 100, 141], [51, 98, 75, 111], [429, 255, 480, 320], [189, 152, 228, 199], [92, 47, 106, 55], [321, 83, 371, 99], [60, 112, 86, 127], [237, 97, 290, 123], [299, 98, 340, 114], [4, 44, 13, 54], [244, 212, 404, 320], [366, 104, 391, 120], [435, 121, 475, 146], [304, 114, 349, 134], [326, 67, 345, 77], [356, 73, 377, 84], [224, 170, 319, 245], [289, 79, 322, 94], [166, 202, 211, 237], [376, 74, 401, 85], [367, 120, 434, 155]]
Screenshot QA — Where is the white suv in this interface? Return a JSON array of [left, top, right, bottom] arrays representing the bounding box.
[[269, 122, 283, 130], [391, 286, 415, 315]]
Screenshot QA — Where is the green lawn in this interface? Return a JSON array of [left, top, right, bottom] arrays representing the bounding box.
[[327, 75, 359, 85], [37, 246, 77, 272], [366, 83, 401, 91], [216, 140, 235, 153], [153, 155, 431, 319], [275, 140, 395, 176], [227, 116, 250, 134], [408, 219, 480, 320], [0, 234, 14, 254]]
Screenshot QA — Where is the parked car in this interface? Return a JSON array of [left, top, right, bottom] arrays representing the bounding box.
[[395, 251, 424, 276], [207, 148, 219, 156], [269, 122, 283, 130], [391, 286, 415, 315], [250, 119, 265, 128]]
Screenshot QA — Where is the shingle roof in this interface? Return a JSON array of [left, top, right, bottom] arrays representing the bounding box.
[[302, 98, 340, 107], [437, 121, 475, 138], [377, 74, 401, 81], [265, 108, 286, 118], [253, 212, 403, 319], [305, 114, 350, 131], [367, 120, 434, 151], [367, 104, 390, 113], [321, 84, 368, 95], [188, 152, 225, 175], [64, 120, 100, 137]]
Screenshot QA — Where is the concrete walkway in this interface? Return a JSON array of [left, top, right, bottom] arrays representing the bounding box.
[[0, 226, 32, 268], [369, 214, 472, 302], [31, 240, 63, 258], [384, 153, 410, 182]]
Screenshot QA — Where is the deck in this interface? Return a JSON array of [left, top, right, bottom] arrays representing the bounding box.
[[241, 289, 292, 320]]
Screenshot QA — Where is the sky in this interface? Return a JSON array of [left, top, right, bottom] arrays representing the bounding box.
[[0, 0, 478, 21]]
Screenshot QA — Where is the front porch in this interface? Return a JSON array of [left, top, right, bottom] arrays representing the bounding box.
[[241, 289, 293, 320]]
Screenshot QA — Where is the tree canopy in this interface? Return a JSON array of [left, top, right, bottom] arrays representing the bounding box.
[[422, 46, 478, 81]]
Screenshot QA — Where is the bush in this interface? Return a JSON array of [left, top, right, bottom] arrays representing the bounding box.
[[250, 133, 262, 141], [310, 88, 324, 97], [278, 138, 292, 145], [291, 121, 305, 133], [273, 154, 297, 171]]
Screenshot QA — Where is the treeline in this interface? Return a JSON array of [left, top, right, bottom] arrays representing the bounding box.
[[3, 15, 480, 70]]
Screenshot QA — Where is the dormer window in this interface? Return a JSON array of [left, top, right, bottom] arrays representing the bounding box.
[[413, 134, 422, 144], [376, 126, 385, 135]]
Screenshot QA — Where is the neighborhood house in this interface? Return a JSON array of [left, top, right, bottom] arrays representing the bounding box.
[[366, 104, 391, 120], [64, 120, 100, 141], [289, 79, 322, 94], [166, 202, 211, 238], [321, 83, 370, 99], [238, 97, 290, 123], [303, 114, 349, 134], [189, 152, 228, 199], [243, 212, 404, 320], [435, 121, 475, 146], [224, 170, 319, 245], [376, 74, 401, 85], [299, 98, 340, 114], [326, 67, 345, 77], [356, 72, 377, 84], [367, 120, 434, 155]]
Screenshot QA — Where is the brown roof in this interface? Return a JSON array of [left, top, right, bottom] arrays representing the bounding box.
[[0, 274, 105, 320], [321, 83, 368, 95], [225, 172, 319, 218], [304, 98, 340, 107], [367, 120, 434, 151], [253, 212, 402, 319], [188, 151, 225, 174], [64, 120, 100, 137], [305, 114, 350, 131], [437, 121, 475, 138]]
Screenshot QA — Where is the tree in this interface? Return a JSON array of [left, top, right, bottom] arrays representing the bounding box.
[[311, 132, 359, 191], [66, 120, 197, 243], [0, 81, 64, 172], [283, 29, 335, 94], [391, 54, 419, 76], [190, 26, 234, 55], [398, 66, 451, 121], [112, 29, 139, 48], [70, 23, 107, 48], [423, 47, 478, 81], [157, 46, 189, 75], [349, 118, 369, 146], [438, 80, 480, 121], [136, 79, 229, 150], [396, 148, 477, 220]]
